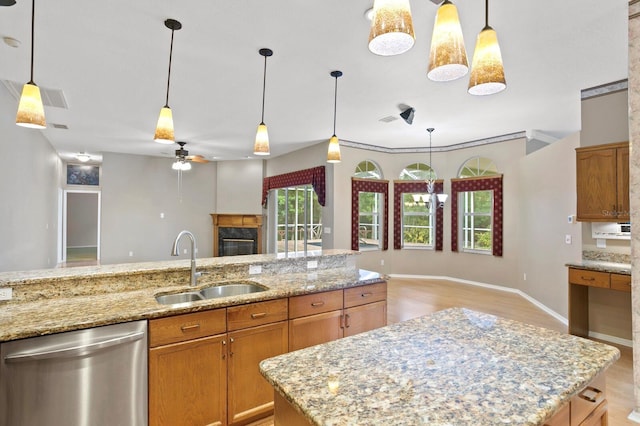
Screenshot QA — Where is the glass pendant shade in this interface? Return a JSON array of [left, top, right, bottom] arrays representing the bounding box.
[[253, 122, 270, 155], [327, 135, 341, 163], [172, 160, 191, 171], [368, 0, 415, 56], [427, 0, 468, 82], [16, 82, 46, 129], [468, 26, 506, 96], [154, 106, 175, 144]]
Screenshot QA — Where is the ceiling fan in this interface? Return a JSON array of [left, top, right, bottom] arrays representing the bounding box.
[[172, 141, 209, 170]]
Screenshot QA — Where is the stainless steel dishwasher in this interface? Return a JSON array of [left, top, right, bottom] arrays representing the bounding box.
[[0, 320, 147, 426]]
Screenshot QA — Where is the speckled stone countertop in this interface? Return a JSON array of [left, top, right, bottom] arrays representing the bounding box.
[[260, 308, 620, 426], [565, 250, 632, 275], [0, 250, 384, 342]]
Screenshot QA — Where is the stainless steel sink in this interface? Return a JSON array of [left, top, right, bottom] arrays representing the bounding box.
[[155, 282, 267, 305], [199, 283, 266, 299], [155, 291, 203, 305]]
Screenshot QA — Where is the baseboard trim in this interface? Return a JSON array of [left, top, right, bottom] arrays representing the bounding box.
[[589, 331, 633, 348], [628, 410, 640, 423]]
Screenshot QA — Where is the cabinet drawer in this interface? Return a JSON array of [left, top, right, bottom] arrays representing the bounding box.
[[289, 290, 343, 319], [610, 273, 631, 292], [571, 374, 606, 426], [568, 269, 610, 289], [227, 298, 288, 331], [149, 308, 226, 347], [344, 282, 387, 308]]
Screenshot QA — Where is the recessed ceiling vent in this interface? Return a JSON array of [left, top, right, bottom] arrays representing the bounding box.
[[1, 80, 68, 109], [379, 115, 399, 123]]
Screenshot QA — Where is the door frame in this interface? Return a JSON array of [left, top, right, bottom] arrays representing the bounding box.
[[59, 189, 101, 264]]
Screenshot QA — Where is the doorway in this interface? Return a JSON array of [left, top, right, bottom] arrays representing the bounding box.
[[60, 190, 101, 266]]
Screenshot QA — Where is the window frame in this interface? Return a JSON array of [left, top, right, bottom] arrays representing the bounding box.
[[351, 178, 389, 251], [393, 180, 444, 251]]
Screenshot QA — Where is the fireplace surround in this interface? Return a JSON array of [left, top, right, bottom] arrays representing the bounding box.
[[211, 214, 262, 257]]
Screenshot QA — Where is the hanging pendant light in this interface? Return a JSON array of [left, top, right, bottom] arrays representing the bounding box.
[[468, 0, 506, 96], [426, 128, 448, 209], [154, 19, 182, 144], [327, 71, 343, 164], [16, 0, 45, 129], [427, 0, 468, 82], [253, 48, 273, 156], [368, 0, 415, 56]]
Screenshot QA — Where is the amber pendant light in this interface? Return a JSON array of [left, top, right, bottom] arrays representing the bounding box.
[[16, 0, 45, 129], [253, 48, 273, 155], [468, 0, 506, 95], [368, 0, 415, 56], [154, 19, 182, 144], [427, 0, 468, 82], [327, 71, 343, 164]]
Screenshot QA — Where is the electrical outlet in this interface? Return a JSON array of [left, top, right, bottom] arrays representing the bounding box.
[[0, 288, 12, 301], [307, 260, 318, 269], [129, 251, 134, 257], [324, 227, 331, 234], [249, 265, 262, 275]]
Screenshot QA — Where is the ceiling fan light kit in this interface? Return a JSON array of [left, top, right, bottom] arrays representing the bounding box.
[[253, 48, 273, 156], [368, 0, 415, 56], [327, 70, 343, 164], [154, 18, 182, 144], [427, 0, 469, 82], [16, 0, 46, 129]]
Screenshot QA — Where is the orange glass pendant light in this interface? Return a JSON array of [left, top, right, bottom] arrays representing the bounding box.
[[253, 48, 273, 155], [468, 0, 506, 95], [154, 19, 182, 144], [327, 71, 343, 163], [427, 0, 468, 82], [16, 0, 45, 129], [368, 0, 415, 56]]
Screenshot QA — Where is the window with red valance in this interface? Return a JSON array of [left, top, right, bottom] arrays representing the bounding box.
[[450, 175, 503, 256], [262, 166, 325, 206], [393, 180, 444, 251], [351, 178, 389, 251]]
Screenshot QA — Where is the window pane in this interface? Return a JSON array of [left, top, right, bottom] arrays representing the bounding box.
[[474, 215, 492, 229], [275, 185, 322, 254], [474, 231, 492, 250], [359, 191, 381, 250], [472, 191, 492, 213]]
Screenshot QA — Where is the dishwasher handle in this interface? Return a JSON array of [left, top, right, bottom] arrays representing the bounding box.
[[4, 330, 145, 363]]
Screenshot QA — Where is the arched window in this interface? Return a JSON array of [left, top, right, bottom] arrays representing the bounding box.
[[351, 160, 388, 251], [451, 157, 503, 256], [393, 163, 442, 250]]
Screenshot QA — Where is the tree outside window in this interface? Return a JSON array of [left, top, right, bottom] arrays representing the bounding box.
[[400, 163, 434, 248], [275, 185, 321, 254]]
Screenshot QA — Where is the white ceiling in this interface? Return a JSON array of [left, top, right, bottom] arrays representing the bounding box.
[[0, 0, 629, 163]]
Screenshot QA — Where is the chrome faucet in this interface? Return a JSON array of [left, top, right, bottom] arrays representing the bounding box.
[[171, 230, 198, 286]]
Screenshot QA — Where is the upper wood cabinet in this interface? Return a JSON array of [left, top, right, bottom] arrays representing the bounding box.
[[576, 142, 630, 222]]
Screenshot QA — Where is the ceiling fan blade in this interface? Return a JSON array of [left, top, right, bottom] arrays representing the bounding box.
[[187, 155, 209, 163]]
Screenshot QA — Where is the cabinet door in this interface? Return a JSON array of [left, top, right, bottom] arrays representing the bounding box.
[[616, 146, 630, 220], [288, 310, 344, 351], [344, 300, 387, 337], [544, 403, 570, 426], [228, 321, 288, 425], [576, 148, 617, 221], [149, 334, 227, 426]]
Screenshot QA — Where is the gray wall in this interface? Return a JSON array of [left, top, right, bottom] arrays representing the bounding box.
[[67, 192, 98, 247], [100, 153, 217, 264], [0, 88, 60, 272]]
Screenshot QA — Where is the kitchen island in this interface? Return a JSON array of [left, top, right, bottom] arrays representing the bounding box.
[[260, 308, 620, 426]]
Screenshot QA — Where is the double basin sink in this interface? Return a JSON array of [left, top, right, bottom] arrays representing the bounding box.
[[155, 282, 267, 305]]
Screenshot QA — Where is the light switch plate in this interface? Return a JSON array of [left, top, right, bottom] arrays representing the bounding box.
[[0, 288, 12, 301], [307, 260, 318, 269], [249, 265, 262, 275]]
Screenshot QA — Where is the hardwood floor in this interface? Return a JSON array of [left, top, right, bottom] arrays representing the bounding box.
[[386, 277, 636, 425]]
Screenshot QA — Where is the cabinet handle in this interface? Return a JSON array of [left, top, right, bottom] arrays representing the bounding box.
[[340, 314, 345, 329], [345, 314, 351, 328], [311, 301, 325, 307], [579, 386, 602, 403], [581, 276, 595, 281], [180, 324, 201, 332], [251, 312, 267, 319], [229, 337, 234, 357], [361, 292, 373, 298], [222, 340, 226, 360]]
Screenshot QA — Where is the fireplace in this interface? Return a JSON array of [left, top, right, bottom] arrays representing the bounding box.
[[211, 214, 262, 257]]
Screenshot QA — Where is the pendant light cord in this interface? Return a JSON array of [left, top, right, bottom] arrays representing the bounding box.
[[261, 54, 267, 123], [427, 128, 435, 183], [29, 0, 35, 84], [332, 75, 338, 135], [485, 0, 490, 28], [164, 28, 175, 108]]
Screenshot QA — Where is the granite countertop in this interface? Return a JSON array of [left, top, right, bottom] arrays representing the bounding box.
[[565, 260, 631, 275], [0, 252, 384, 342], [260, 308, 620, 426]]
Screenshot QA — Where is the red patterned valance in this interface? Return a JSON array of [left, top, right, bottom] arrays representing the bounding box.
[[262, 166, 326, 206], [450, 175, 503, 256], [351, 178, 389, 251], [393, 180, 443, 251]]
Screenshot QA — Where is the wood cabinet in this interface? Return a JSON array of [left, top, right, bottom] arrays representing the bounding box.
[[544, 374, 607, 426], [227, 300, 288, 425], [576, 142, 629, 222], [149, 309, 228, 426], [568, 267, 631, 337], [288, 282, 387, 351]]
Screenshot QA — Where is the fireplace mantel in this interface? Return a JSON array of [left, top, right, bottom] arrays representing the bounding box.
[[211, 214, 263, 257]]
